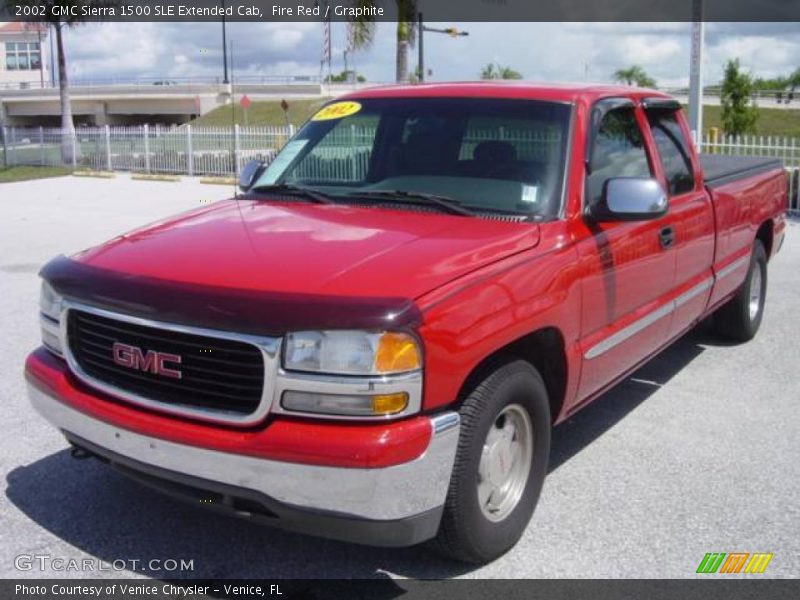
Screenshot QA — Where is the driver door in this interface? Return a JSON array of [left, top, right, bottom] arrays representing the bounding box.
[[575, 101, 677, 401]]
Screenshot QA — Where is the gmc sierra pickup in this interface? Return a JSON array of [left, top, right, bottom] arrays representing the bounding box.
[[26, 83, 786, 564]]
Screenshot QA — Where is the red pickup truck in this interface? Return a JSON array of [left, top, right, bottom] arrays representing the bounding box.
[[26, 83, 786, 564]]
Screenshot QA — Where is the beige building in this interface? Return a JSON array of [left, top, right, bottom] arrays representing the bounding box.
[[0, 22, 49, 89]]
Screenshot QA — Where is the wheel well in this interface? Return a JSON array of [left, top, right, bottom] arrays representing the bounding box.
[[456, 328, 567, 423], [756, 220, 774, 260]]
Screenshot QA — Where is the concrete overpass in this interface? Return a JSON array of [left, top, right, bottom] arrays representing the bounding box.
[[3, 81, 795, 127], [0, 79, 347, 126]]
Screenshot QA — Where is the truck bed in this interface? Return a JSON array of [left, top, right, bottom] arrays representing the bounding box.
[[700, 154, 783, 188]]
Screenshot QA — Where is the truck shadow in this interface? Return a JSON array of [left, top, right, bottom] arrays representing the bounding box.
[[549, 327, 710, 472], [6, 329, 714, 581]]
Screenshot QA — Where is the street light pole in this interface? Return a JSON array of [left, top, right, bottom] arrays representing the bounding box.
[[221, 0, 229, 84], [688, 0, 704, 146], [417, 12, 468, 84]]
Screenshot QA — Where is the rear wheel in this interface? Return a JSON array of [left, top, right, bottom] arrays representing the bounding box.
[[432, 359, 551, 564], [713, 240, 767, 342]]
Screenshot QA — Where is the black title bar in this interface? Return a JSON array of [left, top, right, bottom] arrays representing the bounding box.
[[1, 0, 799, 23], [3, 579, 800, 600]]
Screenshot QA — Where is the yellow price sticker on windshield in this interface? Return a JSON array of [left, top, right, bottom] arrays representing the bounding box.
[[311, 101, 362, 121]]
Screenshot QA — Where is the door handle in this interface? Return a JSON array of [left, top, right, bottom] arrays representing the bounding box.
[[659, 226, 675, 249]]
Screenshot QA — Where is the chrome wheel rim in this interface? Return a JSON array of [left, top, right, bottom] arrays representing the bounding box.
[[749, 264, 762, 321], [477, 403, 533, 522]]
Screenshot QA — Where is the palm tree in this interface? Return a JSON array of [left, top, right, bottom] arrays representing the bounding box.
[[613, 65, 657, 88], [480, 63, 522, 80], [8, 0, 118, 163], [480, 63, 498, 80], [347, 0, 418, 83]]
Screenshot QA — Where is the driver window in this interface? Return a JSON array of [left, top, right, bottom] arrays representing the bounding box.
[[586, 107, 651, 206]]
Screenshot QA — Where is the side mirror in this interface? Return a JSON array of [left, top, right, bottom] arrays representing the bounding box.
[[588, 177, 667, 222], [238, 160, 266, 192]]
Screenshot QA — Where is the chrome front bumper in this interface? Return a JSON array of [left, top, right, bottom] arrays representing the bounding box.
[[28, 383, 460, 545]]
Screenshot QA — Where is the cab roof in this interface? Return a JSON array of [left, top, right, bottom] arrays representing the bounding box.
[[342, 81, 672, 104]]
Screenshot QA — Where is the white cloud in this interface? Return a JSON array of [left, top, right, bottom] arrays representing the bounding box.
[[59, 21, 800, 89]]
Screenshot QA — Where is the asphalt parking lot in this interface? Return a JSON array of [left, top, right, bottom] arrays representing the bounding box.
[[1, 174, 798, 579]]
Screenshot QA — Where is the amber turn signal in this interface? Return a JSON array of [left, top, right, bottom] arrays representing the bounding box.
[[371, 393, 409, 415], [374, 332, 421, 373]]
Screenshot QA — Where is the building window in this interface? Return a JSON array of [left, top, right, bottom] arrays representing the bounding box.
[[5, 42, 41, 71]]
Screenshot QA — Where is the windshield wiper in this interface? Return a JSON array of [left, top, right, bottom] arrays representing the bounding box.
[[345, 190, 475, 216], [247, 183, 335, 205]]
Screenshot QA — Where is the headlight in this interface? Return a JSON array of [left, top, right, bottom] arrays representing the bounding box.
[[39, 281, 64, 356], [283, 330, 421, 375]]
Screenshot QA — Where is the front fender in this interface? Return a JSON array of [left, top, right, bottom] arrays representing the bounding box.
[[416, 224, 583, 419]]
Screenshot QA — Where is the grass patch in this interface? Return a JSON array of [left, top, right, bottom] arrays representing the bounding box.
[[191, 98, 330, 128], [701, 105, 800, 138], [0, 165, 73, 183]]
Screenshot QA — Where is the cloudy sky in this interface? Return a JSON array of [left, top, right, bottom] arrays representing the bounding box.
[[56, 21, 800, 88]]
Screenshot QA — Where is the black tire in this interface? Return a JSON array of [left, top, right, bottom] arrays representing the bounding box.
[[432, 358, 551, 564], [713, 240, 767, 342]]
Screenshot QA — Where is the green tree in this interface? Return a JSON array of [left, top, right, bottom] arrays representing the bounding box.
[[8, 0, 119, 162], [480, 63, 497, 80], [325, 70, 366, 83], [753, 75, 789, 91], [480, 63, 522, 80], [791, 67, 800, 88], [753, 67, 800, 91], [720, 59, 759, 135], [613, 65, 657, 88], [346, 0, 417, 83]]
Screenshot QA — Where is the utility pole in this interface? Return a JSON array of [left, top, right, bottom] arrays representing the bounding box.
[[688, 0, 704, 146], [417, 13, 468, 83], [221, 0, 229, 84]]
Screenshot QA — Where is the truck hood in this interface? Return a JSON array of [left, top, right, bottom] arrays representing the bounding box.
[[74, 199, 540, 300]]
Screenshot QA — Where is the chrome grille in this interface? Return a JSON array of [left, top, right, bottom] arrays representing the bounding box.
[[66, 309, 265, 417]]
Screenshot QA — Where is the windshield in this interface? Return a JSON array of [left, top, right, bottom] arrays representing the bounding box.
[[253, 97, 572, 218]]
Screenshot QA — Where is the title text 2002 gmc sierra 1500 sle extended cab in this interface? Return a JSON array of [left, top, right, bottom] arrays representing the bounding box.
[[26, 83, 786, 563]]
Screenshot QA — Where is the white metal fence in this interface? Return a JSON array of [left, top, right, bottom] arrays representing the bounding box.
[[787, 168, 800, 215], [698, 133, 800, 168], [2, 125, 799, 214], [0, 124, 294, 177], [698, 133, 800, 214]]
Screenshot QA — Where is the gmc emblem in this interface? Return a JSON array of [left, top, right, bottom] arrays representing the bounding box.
[[111, 342, 182, 379]]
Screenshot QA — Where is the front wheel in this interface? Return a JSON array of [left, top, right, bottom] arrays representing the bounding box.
[[432, 359, 551, 564], [712, 240, 767, 342]]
